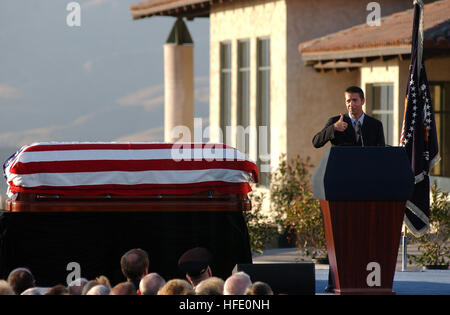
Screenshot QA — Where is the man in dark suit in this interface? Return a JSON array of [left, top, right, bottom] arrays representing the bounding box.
[[312, 86, 385, 293], [313, 86, 385, 148]]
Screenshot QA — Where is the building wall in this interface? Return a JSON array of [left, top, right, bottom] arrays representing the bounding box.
[[420, 56, 450, 191], [425, 56, 450, 81], [361, 59, 401, 145], [395, 56, 450, 139], [210, 0, 287, 172], [361, 56, 450, 144]]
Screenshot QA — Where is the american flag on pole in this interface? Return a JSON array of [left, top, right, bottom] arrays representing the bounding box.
[[3, 142, 258, 197], [399, 0, 440, 237]]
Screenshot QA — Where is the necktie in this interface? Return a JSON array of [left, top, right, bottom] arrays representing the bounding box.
[[355, 120, 362, 145]]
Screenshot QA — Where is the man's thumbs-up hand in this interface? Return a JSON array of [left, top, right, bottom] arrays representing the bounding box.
[[333, 113, 348, 132]]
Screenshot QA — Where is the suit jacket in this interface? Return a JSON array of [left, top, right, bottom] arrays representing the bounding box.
[[312, 113, 385, 148]]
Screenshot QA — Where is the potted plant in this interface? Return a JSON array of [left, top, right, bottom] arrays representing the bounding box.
[[408, 182, 450, 269]]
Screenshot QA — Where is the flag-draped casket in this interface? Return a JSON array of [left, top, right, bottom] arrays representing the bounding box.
[[1, 142, 257, 285], [4, 142, 258, 203]]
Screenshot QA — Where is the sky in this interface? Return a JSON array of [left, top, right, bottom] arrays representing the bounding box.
[[0, 0, 210, 149]]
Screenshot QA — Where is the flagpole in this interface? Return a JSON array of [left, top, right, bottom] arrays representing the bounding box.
[[401, 224, 408, 271], [414, 0, 424, 83]]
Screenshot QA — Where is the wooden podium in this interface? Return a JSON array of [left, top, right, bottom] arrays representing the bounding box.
[[312, 147, 414, 295]]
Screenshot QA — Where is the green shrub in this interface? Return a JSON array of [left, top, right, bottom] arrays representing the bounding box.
[[408, 182, 450, 267], [244, 191, 277, 254], [270, 154, 326, 258]]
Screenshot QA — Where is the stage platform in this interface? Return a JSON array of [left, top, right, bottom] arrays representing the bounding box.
[[253, 248, 450, 295]]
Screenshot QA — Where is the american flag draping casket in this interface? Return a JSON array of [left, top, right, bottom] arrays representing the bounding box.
[[3, 142, 258, 195], [2, 142, 259, 212]]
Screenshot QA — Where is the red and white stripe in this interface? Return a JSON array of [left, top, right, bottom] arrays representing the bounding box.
[[4, 142, 258, 196]]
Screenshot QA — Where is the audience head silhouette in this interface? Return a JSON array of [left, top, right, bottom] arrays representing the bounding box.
[[120, 248, 149, 290], [224, 271, 252, 295], [178, 247, 213, 288], [7, 267, 35, 295], [139, 272, 166, 295]]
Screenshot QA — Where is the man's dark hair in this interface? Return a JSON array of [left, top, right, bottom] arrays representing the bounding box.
[[345, 86, 364, 100], [44, 284, 69, 295], [120, 248, 149, 281], [7, 268, 35, 295], [245, 281, 274, 295]]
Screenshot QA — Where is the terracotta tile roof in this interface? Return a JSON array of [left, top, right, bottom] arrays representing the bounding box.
[[129, 0, 211, 20], [299, 0, 450, 59]]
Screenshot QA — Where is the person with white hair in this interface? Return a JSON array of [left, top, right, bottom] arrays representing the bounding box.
[[87, 284, 110, 295], [195, 277, 224, 295], [21, 287, 43, 295], [223, 272, 252, 295], [68, 278, 88, 295], [139, 272, 166, 295]]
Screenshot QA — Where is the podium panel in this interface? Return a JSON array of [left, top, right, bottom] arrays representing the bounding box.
[[321, 200, 405, 294], [312, 147, 414, 295]]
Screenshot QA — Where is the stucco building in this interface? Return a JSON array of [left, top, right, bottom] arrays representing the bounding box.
[[129, 0, 449, 190]]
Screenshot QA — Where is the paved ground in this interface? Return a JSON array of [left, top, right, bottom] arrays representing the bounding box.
[[253, 247, 450, 295]]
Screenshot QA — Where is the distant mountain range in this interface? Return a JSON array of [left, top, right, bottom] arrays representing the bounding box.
[[0, 76, 210, 148]]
